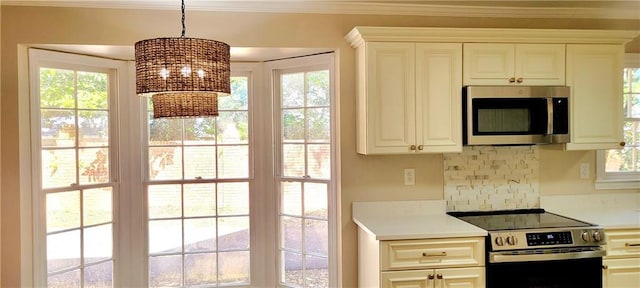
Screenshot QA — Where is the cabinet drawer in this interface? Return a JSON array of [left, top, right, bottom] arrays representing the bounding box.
[[380, 237, 484, 270], [605, 229, 640, 258]]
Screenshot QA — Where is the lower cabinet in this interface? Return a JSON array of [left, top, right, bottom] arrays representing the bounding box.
[[381, 267, 485, 288], [603, 258, 640, 288], [603, 228, 640, 288], [358, 227, 485, 287]]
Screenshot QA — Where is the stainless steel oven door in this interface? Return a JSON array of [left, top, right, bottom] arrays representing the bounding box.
[[489, 246, 606, 263], [487, 247, 604, 288]]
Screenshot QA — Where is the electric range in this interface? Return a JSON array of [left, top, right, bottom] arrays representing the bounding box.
[[448, 208, 606, 288]]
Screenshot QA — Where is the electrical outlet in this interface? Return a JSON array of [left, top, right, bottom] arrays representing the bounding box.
[[580, 163, 590, 179], [404, 168, 415, 186]]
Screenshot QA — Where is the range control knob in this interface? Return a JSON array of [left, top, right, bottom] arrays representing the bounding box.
[[581, 231, 592, 242], [495, 236, 505, 246], [592, 231, 603, 242], [506, 236, 518, 246]]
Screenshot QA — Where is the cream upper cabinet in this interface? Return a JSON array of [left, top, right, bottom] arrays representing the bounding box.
[[565, 44, 625, 150], [356, 41, 462, 155], [463, 43, 565, 86]]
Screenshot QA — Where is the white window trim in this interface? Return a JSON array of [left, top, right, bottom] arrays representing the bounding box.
[[265, 52, 341, 288], [21, 49, 340, 287], [596, 53, 640, 190], [25, 48, 133, 287]]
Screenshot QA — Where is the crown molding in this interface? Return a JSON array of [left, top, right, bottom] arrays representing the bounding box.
[[345, 26, 640, 48], [2, 1, 639, 20]]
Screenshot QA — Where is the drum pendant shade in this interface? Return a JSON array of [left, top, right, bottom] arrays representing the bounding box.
[[134, 0, 230, 118]]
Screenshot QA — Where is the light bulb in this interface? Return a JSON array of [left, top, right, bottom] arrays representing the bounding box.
[[197, 69, 205, 78], [159, 68, 169, 79], [181, 66, 191, 77]]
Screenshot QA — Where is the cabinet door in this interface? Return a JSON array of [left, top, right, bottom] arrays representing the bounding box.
[[360, 42, 416, 154], [603, 258, 640, 288], [415, 43, 463, 153], [566, 44, 624, 150], [437, 267, 486, 288], [463, 43, 515, 85], [380, 237, 484, 270], [515, 44, 565, 85], [605, 228, 640, 258], [381, 270, 433, 288]]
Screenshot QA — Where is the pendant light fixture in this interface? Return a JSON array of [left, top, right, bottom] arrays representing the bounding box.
[[135, 0, 230, 118]]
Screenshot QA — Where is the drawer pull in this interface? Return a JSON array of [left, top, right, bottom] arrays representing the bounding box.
[[603, 265, 608, 270], [436, 274, 443, 280], [422, 252, 447, 257], [625, 243, 640, 247]]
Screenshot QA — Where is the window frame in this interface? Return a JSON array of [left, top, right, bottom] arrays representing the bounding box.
[[22, 50, 339, 287], [596, 53, 640, 190], [27, 48, 133, 287], [266, 53, 340, 288]]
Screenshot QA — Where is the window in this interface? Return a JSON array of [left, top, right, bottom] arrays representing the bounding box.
[[144, 74, 252, 287], [27, 49, 337, 287], [29, 49, 128, 287], [275, 67, 332, 287], [597, 54, 640, 189]]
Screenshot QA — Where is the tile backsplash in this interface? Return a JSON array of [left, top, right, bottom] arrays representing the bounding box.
[[444, 146, 539, 211]]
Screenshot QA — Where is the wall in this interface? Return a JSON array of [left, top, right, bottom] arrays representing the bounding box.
[[1, 5, 639, 287]]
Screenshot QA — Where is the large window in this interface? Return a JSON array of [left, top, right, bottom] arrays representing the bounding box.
[[597, 54, 640, 189], [29, 49, 127, 287], [145, 74, 252, 287], [27, 49, 337, 287], [275, 67, 332, 287]]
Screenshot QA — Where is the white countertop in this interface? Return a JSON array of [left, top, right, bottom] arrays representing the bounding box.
[[352, 200, 487, 241], [541, 193, 640, 229]]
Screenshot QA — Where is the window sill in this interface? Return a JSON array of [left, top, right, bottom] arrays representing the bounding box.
[[595, 179, 640, 190]]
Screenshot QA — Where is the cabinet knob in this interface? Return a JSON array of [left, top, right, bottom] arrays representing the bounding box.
[[516, 77, 523, 83], [602, 265, 608, 270], [620, 142, 626, 147], [436, 274, 443, 280], [508, 77, 516, 83], [428, 275, 435, 280], [410, 145, 416, 151], [417, 145, 424, 151]]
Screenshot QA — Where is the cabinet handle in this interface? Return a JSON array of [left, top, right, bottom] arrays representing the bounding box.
[[422, 252, 447, 257], [625, 243, 640, 247], [508, 77, 516, 83], [620, 142, 626, 147], [417, 145, 424, 151], [602, 265, 608, 270], [428, 274, 435, 280], [516, 77, 523, 83], [436, 274, 443, 280], [410, 145, 416, 151]]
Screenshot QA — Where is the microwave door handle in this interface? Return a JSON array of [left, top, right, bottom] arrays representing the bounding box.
[[547, 98, 554, 136]]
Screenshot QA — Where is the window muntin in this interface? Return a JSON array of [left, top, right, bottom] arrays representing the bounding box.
[[36, 63, 116, 287], [277, 68, 332, 288], [145, 75, 252, 287]]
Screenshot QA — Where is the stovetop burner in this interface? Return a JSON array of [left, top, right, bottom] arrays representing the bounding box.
[[447, 208, 593, 231]]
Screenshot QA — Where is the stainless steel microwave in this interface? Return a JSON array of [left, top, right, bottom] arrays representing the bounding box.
[[463, 86, 570, 145]]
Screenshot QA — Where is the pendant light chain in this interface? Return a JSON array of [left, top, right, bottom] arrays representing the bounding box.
[[181, 0, 186, 38]]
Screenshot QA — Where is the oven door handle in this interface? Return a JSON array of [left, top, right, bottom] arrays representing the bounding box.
[[489, 248, 606, 263]]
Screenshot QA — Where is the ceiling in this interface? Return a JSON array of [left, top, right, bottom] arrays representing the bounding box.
[[5, 1, 639, 61]]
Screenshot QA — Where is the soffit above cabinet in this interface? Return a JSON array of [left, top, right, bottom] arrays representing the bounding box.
[[345, 27, 639, 47]]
